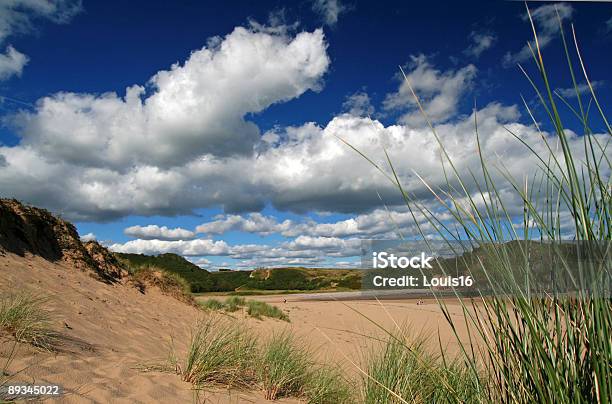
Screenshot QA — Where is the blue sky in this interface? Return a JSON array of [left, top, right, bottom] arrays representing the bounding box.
[[0, 0, 610, 269]]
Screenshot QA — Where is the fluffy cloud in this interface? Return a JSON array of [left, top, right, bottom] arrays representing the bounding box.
[[108, 234, 360, 263], [312, 0, 347, 26], [13, 25, 329, 168], [188, 257, 212, 269], [124, 225, 195, 241], [285, 236, 360, 256], [555, 81, 603, 98], [0, 45, 27, 80], [80, 232, 96, 242], [0, 24, 330, 220], [194, 208, 445, 239], [383, 55, 477, 125], [2, 96, 605, 223], [109, 238, 230, 256], [464, 31, 496, 58], [342, 91, 375, 117], [1, 27, 606, 237], [0, 0, 82, 80], [196, 213, 290, 236], [503, 3, 573, 66]]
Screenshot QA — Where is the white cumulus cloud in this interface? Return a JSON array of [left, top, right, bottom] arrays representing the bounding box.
[[383, 55, 477, 125], [109, 238, 230, 256], [2, 98, 605, 225], [0, 45, 27, 80], [13, 25, 329, 168], [193, 208, 444, 239], [196, 213, 292, 236], [503, 3, 573, 66], [124, 225, 196, 241], [80, 232, 96, 242], [1, 33, 607, 242], [342, 91, 374, 117]]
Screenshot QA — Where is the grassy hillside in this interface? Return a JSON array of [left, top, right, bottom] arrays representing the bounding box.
[[115, 252, 362, 293], [243, 267, 362, 292], [192, 267, 362, 293], [116, 252, 207, 274]]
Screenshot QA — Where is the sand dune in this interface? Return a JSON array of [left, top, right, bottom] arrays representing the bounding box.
[[0, 252, 303, 403]]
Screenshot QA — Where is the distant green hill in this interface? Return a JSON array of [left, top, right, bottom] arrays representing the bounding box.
[[115, 253, 211, 289], [204, 267, 362, 293], [236, 267, 362, 292], [116, 252, 362, 293]]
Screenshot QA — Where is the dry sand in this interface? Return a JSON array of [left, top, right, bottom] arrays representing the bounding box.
[[203, 293, 475, 369], [1, 252, 476, 403]]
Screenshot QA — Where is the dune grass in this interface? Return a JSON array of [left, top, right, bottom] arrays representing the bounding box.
[[345, 7, 611, 403], [170, 317, 351, 402], [198, 297, 289, 321], [0, 292, 57, 350], [225, 296, 246, 312], [259, 331, 310, 400], [130, 265, 195, 304], [362, 330, 482, 403], [198, 298, 225, 311], [246, 300, 289, 321], [179, 316, 257, 388], [258, 331, 352, 402], [304, 363, 352, 404]]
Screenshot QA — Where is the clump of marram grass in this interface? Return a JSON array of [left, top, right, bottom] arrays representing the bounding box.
[[168, 318, 351, 402], [198, 297, 289, 321], [179, 316, 257, 388], [246, 300, 289, 321], [259, 331, 310, 400], [224, 296, 246, 312], [259, 331, 352, 402], [131, 265, 194, 305], [345, 7, 612, 403], [0, 293, 57, 350], [362, 331, 482, 403], [198, 298, 225, 311], [303, 363, 353, 404]]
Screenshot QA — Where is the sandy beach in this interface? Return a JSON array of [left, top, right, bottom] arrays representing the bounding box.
[[1, 251, 476, 403], [199, 292, 475, 365]]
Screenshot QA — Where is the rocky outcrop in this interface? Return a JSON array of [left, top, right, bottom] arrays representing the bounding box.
[[0, 198, 125, 282]]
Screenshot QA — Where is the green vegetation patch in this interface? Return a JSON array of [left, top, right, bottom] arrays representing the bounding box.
[[0, 292, 57, 350], [363, 330, 482, 403], [258, 332, 352, 402], [245, 300, 289, 321], [164, 319, 352, 403], [198, 297, 289, 322], [179, 317, 256, 388], [130, 265, 195, 305]]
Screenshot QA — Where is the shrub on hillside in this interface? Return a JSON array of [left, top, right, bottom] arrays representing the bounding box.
[[130, 265, 194, 305]]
